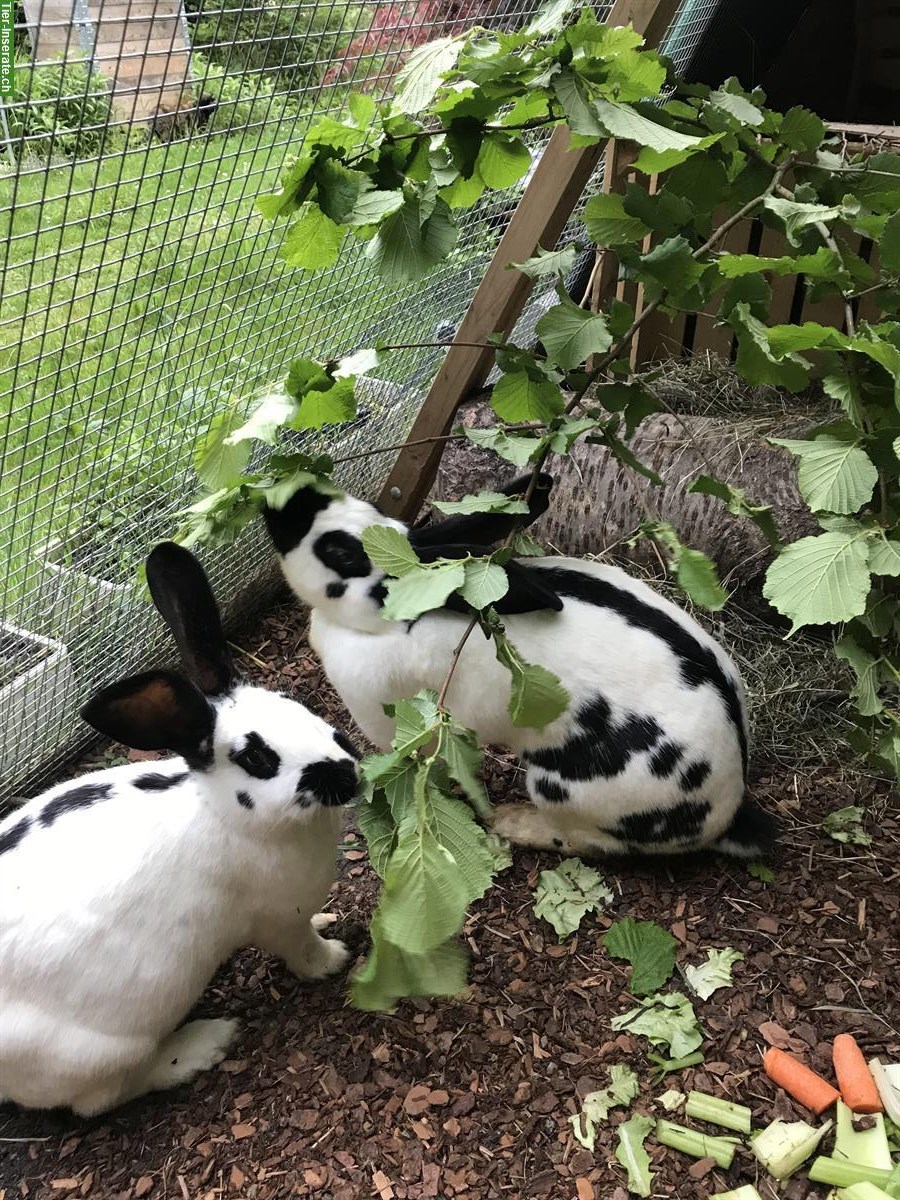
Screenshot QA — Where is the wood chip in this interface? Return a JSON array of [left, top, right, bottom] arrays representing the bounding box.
[[372, 1169, 394, 1200], [133, 1178, 154, 1199], [575, 1180, 594, 1200], [230, 1124, 255, 1140]]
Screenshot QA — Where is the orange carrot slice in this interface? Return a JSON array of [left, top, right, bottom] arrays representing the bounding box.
[[764, 1047, 840, 1115], [833, 1034, 883, 1114]]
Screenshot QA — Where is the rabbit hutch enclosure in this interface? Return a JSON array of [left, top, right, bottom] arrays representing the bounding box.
[[1, 0, 899, 1195]]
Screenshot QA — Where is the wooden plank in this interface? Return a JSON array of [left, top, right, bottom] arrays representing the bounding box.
[[690, 213, 753, 362], [377, 0, 682, 520]]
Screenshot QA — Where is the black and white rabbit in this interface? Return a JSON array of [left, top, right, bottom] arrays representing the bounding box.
[[263, 475, 775, 861], [0, 543, 358, 1116]]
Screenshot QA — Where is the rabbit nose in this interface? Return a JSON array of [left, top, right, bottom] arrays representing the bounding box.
[[296, 759, 358, 808]]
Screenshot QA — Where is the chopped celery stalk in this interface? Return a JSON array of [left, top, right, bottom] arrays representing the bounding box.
[[712, 1188, 763, 1200], [751, 1118, 833, 1180], [685, 1090, 752, 1134], [836, 1183, 894, 1200], [808, 1157, 892, 1188], [869, 1060, 900, 1125], [835, 1100, 892, 1172], [654, 1119, 740, 1169]]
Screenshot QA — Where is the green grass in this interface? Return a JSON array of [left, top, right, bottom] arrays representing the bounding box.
[[0, 123, 392, 631]]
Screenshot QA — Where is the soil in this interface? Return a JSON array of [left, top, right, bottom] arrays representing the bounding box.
[[2, 598, 898, 1200]]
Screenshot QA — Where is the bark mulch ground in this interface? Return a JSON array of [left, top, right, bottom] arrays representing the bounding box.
[[2, 600, 898, 1200]]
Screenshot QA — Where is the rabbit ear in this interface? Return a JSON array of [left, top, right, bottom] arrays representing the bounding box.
[[410, 472, 554, 551], [81, 670, 214, 754], [145, 542, 234, 696]]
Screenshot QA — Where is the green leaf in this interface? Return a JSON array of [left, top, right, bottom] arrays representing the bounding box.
[[611, 991, 704, 1059], [393, 34, 465, 113], [688, 475, 780, 547], [603, 918, 677, 996], [592, 99, 705, 154], [615, 1115, 655, 1198], [708, 87, 764, 127], [553, 70, 603, 137], [460, 559, 510, 609], [462, 424, 544, 467], [822, 805, 872, 846], [595, 382, 664, 437], [869, 537, 900, 577], [779, 106, 826, 152], [345, 188, 405, 227], [536, 297, 612, 369], [194, 409, 252, 490], [834, 635, 883, 716], [763, 532, 871, 633], [631, 135, 722, 175], [762, 196, 844, 248], [314, 159, 372, 224], [351, 918, 468, 1011], [880, 210, 900, 276], [491, 370, 564, 423], [293, 377, 356, 430], [365, 196, 458, 282], [280, 204, 343, 270], [380, 824, 471, 953], [584, 192, 650, 246], [432, 491, 529, 516], [683, 947, 744, 1000], [476, 134, 532, 189], [571, 1066, 640, 1151], [511, 245, 578, 280], [549, 415, 598, 453], [381, 561, 467, 621], [356, 789, 397, 878], [226, 390, 297, 446], [492, 630, 569, 728], [532, 857, 614, 940], [716, 247, 845, 279], [748, 863, 775, 883], [427, 786, 494, 903], [438, 721, 491, 819], [362, 525, 421, 577], [770, 435, 878, 514], [729, 303, 810, 391], [522, 0, 576, 35], [676, 548, 727, 611], [256, 154, 314, 220], [638, 235, 706, 296]]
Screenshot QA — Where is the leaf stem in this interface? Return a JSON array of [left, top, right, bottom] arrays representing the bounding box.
[[437, 613, 479, 710]]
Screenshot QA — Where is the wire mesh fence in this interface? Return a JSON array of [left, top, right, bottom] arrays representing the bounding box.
[[0, 0, 721, 802]]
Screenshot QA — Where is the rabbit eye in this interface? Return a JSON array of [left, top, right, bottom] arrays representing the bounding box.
[[230, 732, 280, 780]]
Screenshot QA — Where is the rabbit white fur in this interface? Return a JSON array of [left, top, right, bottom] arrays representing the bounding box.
[[263, 477, 775, 862], [0, 543, 357, 1116]]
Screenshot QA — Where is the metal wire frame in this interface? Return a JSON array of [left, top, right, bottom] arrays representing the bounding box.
[[0, 0, 721, 803]]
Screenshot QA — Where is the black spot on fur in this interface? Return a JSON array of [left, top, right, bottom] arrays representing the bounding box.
[[536, 567, 748, 777], [333, 730, 361, 760], [40, 782, 112, 828], [614, 798, 711, 845], [680, 759, 711, 792], [525, 694, 661, 782], [298, 759, 357, 807], [369, 579, 388, 607], [552, 837, 563, 848], [648, 741, 684, 778], [236, 790, 254, 810], [533, 775, 569, 803], [230, 731, 280, 780], [313, 530, 372, 579], [0, 816, 30, 856], [262, 486, 332, 556], [326, 580, 347, 599], [716, 799, 778, 858], [133, 771, 189, 791], [184, 735, 214, 773]]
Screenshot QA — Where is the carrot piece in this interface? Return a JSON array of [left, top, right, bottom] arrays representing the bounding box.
[[764, 1047, 840, 1115], [833, 1034, 883, 1114]]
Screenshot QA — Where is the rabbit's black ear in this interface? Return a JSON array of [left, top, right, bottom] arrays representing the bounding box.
[[81, 670, 214, 756], [410, 472, 554, 551], [262, 486, 333, 556], [145, 542, 234, 696]]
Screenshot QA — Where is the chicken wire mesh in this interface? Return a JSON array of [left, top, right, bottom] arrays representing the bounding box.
[[0, 0, 721, 802]]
